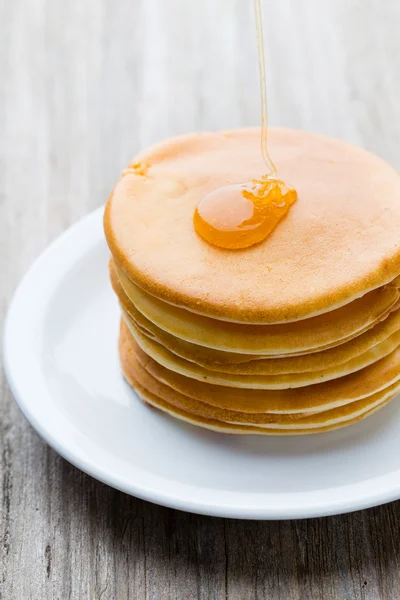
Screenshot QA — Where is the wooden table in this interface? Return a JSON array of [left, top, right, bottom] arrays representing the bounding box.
[[2, 0, 400, 597]]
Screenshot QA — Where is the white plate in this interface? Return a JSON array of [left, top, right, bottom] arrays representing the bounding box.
[[4, 207, 400, 519]]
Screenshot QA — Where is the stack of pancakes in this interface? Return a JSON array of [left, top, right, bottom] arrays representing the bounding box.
[[104, 128, 400, 435]]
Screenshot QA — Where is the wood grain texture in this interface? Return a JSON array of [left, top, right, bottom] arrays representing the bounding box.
[[1, 0, 400, 598]]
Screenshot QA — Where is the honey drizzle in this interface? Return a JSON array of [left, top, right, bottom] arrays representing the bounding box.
[[254, 0, 277, 178]]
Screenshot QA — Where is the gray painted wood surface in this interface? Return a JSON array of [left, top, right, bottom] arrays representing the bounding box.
[[1, 0, 400, 598]]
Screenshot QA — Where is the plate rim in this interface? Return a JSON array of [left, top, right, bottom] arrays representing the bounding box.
[[4, 206, 400, 520]]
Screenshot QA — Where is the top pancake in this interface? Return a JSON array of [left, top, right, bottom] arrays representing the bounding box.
[[104, 128, 400, 323]]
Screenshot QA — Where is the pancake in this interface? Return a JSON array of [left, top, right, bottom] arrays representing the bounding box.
[[113, 260, 400, 355], [110, 261, 400, 374], [129, 330, 400, 414], [128, 351, 397, 428], [130, 380, 395, 435], [122, 311, 400, 389], [104, 128, 400, 324], [119, 326, 397, 434]]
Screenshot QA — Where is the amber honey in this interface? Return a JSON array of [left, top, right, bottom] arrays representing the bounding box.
[[194, 177, 296, 250]]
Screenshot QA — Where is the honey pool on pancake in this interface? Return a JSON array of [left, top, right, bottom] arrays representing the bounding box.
[[194, 0, 297, 250]]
